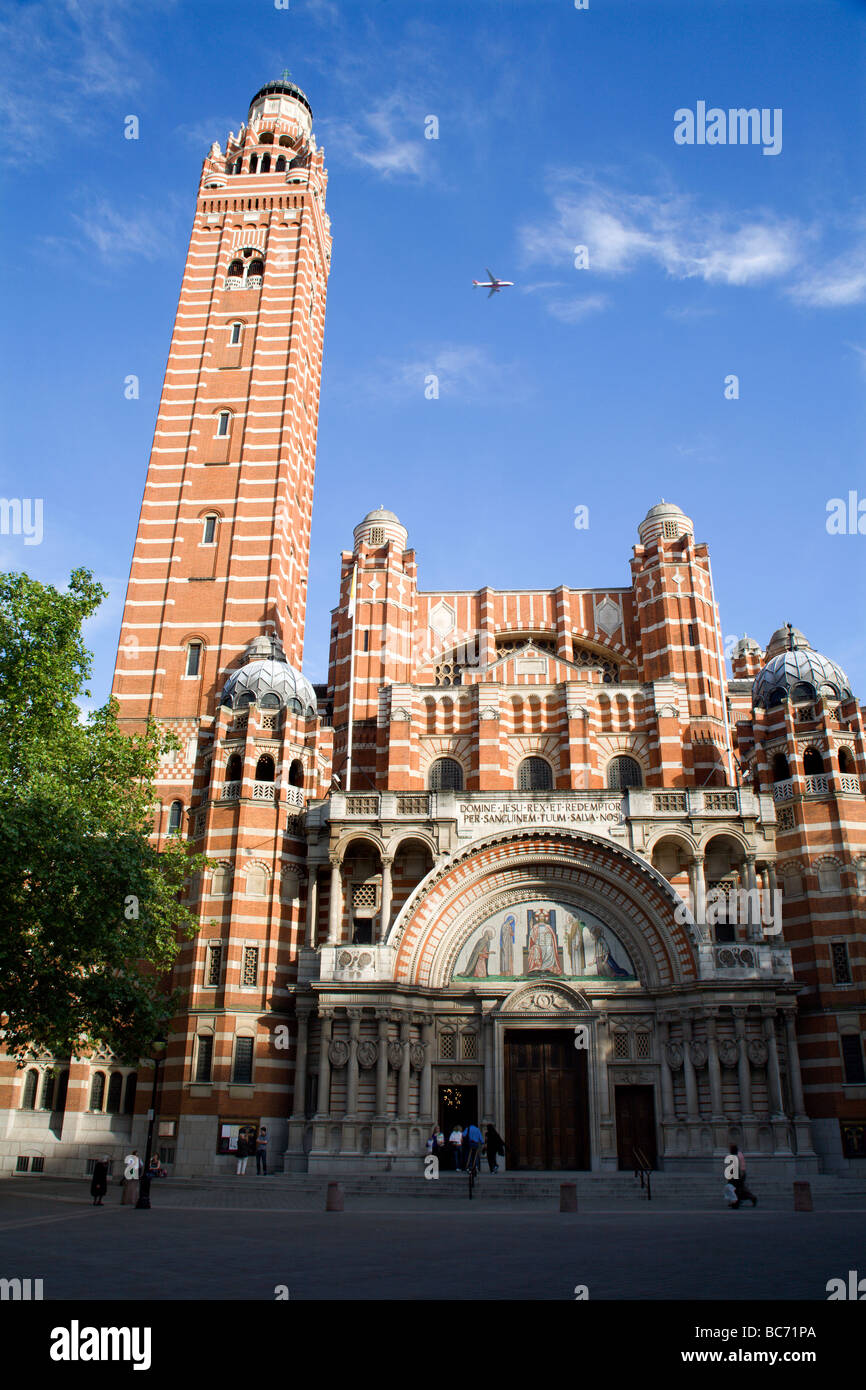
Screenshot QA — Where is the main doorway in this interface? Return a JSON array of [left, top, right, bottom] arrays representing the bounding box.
[[614, 1085, 657, 1169], [504, 1030, 590, 1170], [438, 1084, 478, 1169]]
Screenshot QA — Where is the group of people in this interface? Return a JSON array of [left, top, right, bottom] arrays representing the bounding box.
[[428, 1122, 506, 1172], [89, 1149, 167, 1206], [235, 1125, 269, 1175]]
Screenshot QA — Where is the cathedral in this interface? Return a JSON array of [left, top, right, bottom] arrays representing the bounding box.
[[2, 79, 864, 1179]]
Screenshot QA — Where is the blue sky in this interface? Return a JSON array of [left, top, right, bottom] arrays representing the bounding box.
[[2, 0, 864, 704]]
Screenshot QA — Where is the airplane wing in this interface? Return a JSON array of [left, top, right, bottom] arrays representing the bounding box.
[[485, 268, 497, 283], [487, 286, 497, 299]]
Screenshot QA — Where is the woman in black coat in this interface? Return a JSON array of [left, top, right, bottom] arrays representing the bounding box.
[[90, 1156, 109, 1206], [485, 1125, 505, 1173]]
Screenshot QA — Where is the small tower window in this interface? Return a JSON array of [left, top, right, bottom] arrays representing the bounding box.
[[195, 1035, 214, 1083], [168, 800, 183, 834], [839, 748, 854, 774], [217, 411, 231, 437], [255, 755, 275, 783], [123, 1074, 137, 1114], [226, 752, 242, 782], [89, 1071, 106, 1112], [249, 154, 258, 173], [228, 259, 243, 277], [21, 1070, 39, 1110], [106, 1072, 123, 1114], [229, 322, 242, 345], [248, 259, 264, 279], [186, 642, 202, 677], [772, 752, 790, 782], [663, 520, 679, 538], [276, 155, 286, 172], [606, 755, 642, 790], [518, 756, 554, 791], [803, 748, 824, 775], [289, 759, 304, 787], [260, 154, 271, 173], [368, 526, 385, 545], [202, 515, 217, 545], [428, 757, 464, 792]]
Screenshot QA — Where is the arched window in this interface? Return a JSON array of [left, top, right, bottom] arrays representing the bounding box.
[[259, 692, 280, 709], [168, 800, 183, 834], [249, 154, 258, 173], [89, 1071, 106, 1111], [216, 410, 231, 437], [229, 321, 242, 345], [246, 865, 267, 897], [289, 759, 304, 787], [123, 1073, 137, 1115], [517, 756, 554, 791], [803, 748, 824, 775], [228, 259, 243, 277], [212, 864, 231, 895], [260, 154, 271, 173], [21, 1070, 38, 1110], [202, 514, 218, 545], [428, 757, 464, 791], [275, 155, 286, 172], [790, 682, 815, 705], [255, 755, 275, 782], [106, 1072, 123, 1114], [234, 158, 242, 175], [226, 753, 243, 782], [606, 755, 642, 790], [772, 752, 790, 781], [39, 1070, 56, 1110], [248, 259, 264, 278], [259, 131, 274, 144], [279, 135, 292, 147], [839, 748, 855, 774]]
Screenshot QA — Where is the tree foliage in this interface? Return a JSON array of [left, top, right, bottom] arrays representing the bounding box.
[[0, 569, 206, 1062]]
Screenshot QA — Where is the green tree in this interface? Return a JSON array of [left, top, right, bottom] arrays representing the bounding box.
[[0, 568, 206, 1062]]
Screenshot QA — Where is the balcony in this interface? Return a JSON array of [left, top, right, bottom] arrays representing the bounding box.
[[804, 774, 829, 797], [772, 779, 794, 802], [252, 781, 275, 802], [221, 781, 240, 802], [285, 785, 305, 808], [840, 774, 861, 795], [698, 942, 793, 981]]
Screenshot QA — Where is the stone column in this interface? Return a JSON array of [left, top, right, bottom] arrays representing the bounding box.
[[397, 1016, 411, 1119], [345, 1009, 361, 1119], [764, 1009, 793, 1154], [314, 1009, 333, 1118], [290, 1007, 311, 1119], [659, 1017, 676, 1124], [595, 1012, 615, 1166], [681, 1015, 699, 1154], [689, 856, 708, 937], [704, 1011, 726, 1152], [327, 854, 343, 944], [304, 867, 319, 948], [374, 1011, 390, 1119], [783, 1009, 815, 1157], [743, 855, 759, 938], [420, 1016, 435, 1122], [482, 1010, 496, 1125], [733, 1008, 754, 1141], [379, 855, 393, 942]]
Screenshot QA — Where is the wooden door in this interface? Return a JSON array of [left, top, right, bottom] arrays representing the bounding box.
[[614, 1085, 657, 1169], [505, 1030, 589, 1170]]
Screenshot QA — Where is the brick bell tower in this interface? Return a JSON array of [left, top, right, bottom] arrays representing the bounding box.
[[112, 75, 331, 744], [108, 79, 333, 1169]]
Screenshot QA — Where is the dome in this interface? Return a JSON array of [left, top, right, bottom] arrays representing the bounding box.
[[638, 499, 694, 545], [765, 623, 810, 660], [249, 79, 312, 119], [220, 658, 318, 717], [732, 636, 762, 657], [353, 505, 408, 551], [752, 645, 853, 710]]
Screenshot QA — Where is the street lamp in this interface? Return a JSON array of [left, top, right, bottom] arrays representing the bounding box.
[[136, 1036, 168, 1210]]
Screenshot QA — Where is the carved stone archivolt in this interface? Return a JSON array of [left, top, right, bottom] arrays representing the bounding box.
[[357, 1040, 378, 1069], [665, 1042, 684, 1069], [328, 1039, 350, 1068]]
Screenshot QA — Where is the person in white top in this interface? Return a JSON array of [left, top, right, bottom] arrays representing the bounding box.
[[449, 1124, 464, 1172]]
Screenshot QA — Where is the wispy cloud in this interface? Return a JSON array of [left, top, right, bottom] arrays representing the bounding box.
[[343, 344, 531, 405], [788, 241, 866, 307], [545, 294, 608, 324], [321, 93, 429, 179], [69, 197, 181, 263], [520, 171, 802, 288]]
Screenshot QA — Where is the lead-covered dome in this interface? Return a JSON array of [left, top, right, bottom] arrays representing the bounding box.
[[752, 634, 853, 710], [353, 506, 408, 550], [220, 654, 317, 717], [638, 500, 694, 545]]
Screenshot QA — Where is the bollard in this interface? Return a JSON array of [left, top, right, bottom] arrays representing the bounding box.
[[560, 1182, 578, 1212], [793, 1180, 812, 1212], [325, 1181, 344, 1212]]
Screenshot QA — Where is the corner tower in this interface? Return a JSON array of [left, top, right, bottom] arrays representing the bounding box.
[[112, 76, 331, 742]]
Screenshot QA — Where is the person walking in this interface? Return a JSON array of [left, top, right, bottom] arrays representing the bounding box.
[[449, 1122, 464, 1172], [255, 1126, 268, 1175], [121, 1150, 142, 1205], [464, 1120, 484, 1175], [485, 1124, 505, 1173], [729, 1144, 757, 1208], [236, 1127, 251, 1175], [90, 1155, 109, 1206], [426, 1124, 445, 1157]]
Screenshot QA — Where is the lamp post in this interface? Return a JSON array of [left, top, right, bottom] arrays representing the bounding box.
[[136, 1036, 167, 1210]]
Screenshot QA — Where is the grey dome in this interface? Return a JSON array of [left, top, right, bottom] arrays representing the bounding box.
[[362, 507, 400, 524], [732, 636, 762, 657], [765, 624, 810, 660], [637, 499, 694, 544], [220, 658, 317, 717], [752, 646, 853, 710]]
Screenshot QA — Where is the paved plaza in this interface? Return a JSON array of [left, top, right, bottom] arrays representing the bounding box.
[[0, 1179, 863, 1301]]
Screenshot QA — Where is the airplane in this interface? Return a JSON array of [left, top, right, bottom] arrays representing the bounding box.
[[473, 268, 514, 299]]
